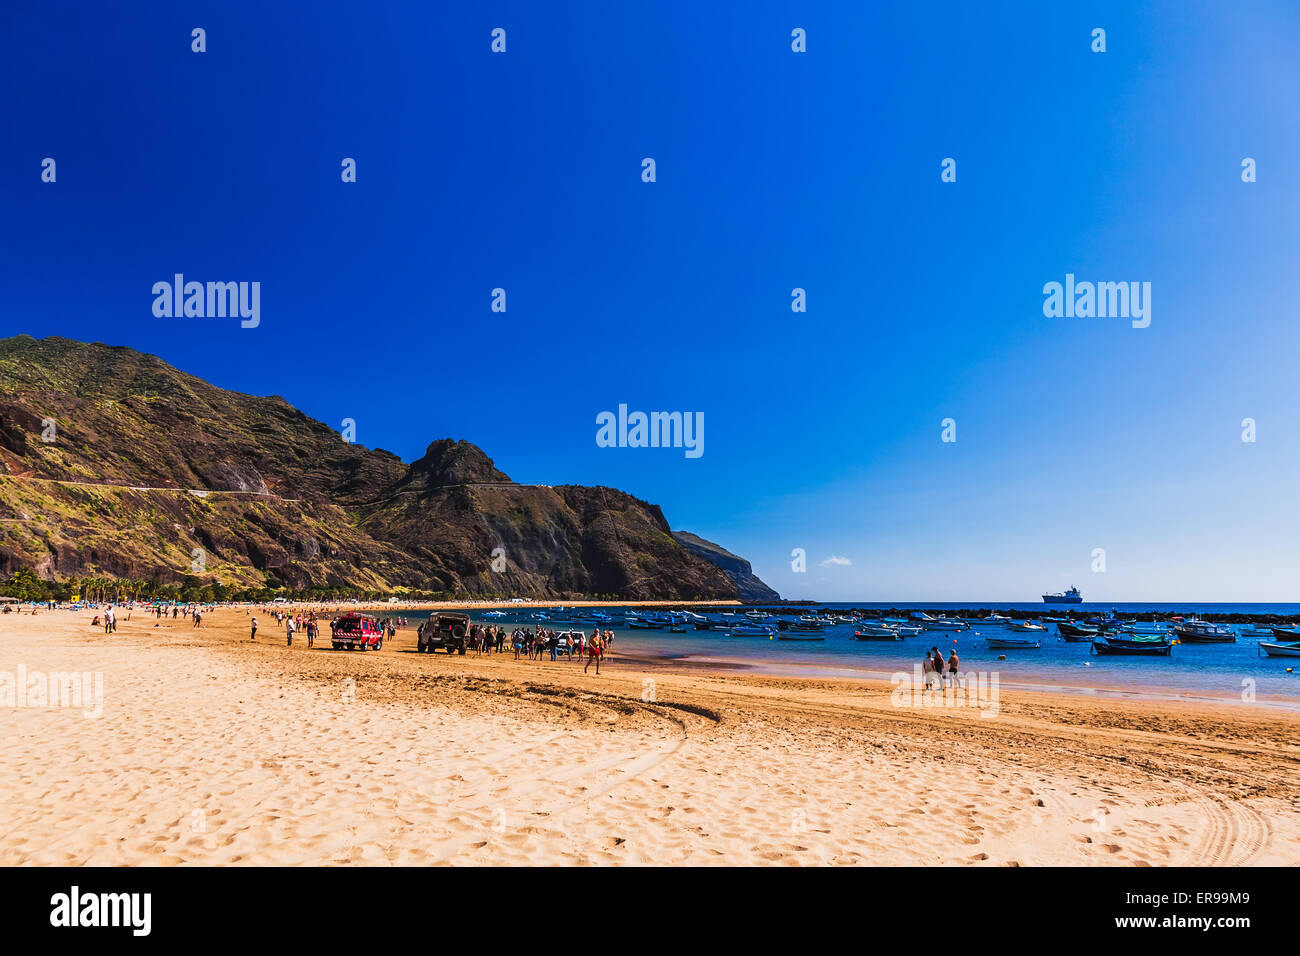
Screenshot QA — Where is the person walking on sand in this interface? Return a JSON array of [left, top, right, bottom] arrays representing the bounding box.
[[193, 609, 202, 628], [286, 615, 295, 646], [584, 631, 603, 675], [250, 616, 258, 641], [922, 650, 935, 690], [931, 646, 945, 685], [103, 605, 114, 635]]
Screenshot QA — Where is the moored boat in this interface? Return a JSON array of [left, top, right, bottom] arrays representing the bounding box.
[[854, 624, 903, 640], [1006, 621, 1047, 633], [923, 618, 965, 631], [1258, 640, 1300, 658], [1057, 621, 1099, 641], [986, 635, 1041, 649], [728, 624, 774, 637], [1091, 636, 1173, 657], [1173, 620, 1235, 643]]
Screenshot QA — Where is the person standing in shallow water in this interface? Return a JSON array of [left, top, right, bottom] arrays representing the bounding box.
[[947, 648, 960, 688], [922, 650, 935, 689]]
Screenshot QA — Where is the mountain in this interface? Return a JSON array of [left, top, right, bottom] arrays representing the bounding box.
[[671, 531, 781, 603], [0, 335, 774, 601]]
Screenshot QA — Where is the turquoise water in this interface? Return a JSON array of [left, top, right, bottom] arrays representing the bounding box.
[[455, 606, 1300, 703]]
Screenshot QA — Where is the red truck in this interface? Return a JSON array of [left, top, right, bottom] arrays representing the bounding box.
[[331, 612, 384, 651]]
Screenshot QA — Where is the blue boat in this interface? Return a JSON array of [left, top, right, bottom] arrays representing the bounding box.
[[1042, 586, 1083, 604]]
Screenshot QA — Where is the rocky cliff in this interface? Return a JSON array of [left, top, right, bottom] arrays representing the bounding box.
[[0, 335, 769, 600]]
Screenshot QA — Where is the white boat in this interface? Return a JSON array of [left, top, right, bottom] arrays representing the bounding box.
[[923, 618, 965, 631], [1173, 620, 1235, 643], [1006, 621, 1047, 633], [971, 614, 1010, 627], [483, 610, 507, 618], [854, 624, 903, 640], [891, 624, 923, 636], [987, 635, 1042, 649], [1258, 640, 1300, 658]]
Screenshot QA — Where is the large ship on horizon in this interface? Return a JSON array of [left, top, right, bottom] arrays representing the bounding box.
[[1042, 585, 1083, 604]]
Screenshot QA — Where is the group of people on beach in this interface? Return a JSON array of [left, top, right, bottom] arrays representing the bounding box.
[[92, 602, 210, 632], [480, 625, 611, 674], [923, 646, 960, 689]]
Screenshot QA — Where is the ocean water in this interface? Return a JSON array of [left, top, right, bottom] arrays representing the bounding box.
[[445, 604, 1300, 704]]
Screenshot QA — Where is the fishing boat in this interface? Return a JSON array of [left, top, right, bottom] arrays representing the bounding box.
[[728, 625, 774, 637], [1057, 621, 1099, 642], [986, 635, 1041, 649], [799, 615, 835, 626], [667, 624, 687, 633], [854, 624, 903, 640], [1239, 623, 1279, 638], [1087, 613, 1126, 630], [1258, 640, 1300, 658], [784, 620, 825, 633], [923, 618, 965, 631], [627, 619, 657, 630], [1121, 621, 1171, 636], [1173, 620, 1235, 644], [1269, 626, 1300, 639], [778, 632, 825, 641], [1006, 621, 1047, 633], [890, 624, 923, 636], [1091, 636, 1173, 657]]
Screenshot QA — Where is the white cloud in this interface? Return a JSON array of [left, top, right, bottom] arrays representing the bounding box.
[[819, 555, 851, 567]]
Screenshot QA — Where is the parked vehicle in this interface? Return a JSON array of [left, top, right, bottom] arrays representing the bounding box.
[[331, 612, 384, 651], [417, 611, 470, 654]]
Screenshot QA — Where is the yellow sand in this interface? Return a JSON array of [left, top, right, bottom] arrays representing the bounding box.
[[1, 607, 1296, 865]]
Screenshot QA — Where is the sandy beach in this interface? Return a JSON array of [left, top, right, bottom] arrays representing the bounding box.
[[2, 606, 1297, 866]]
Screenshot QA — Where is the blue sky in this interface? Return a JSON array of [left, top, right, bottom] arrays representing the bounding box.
[[3, 1, 1298, 601]]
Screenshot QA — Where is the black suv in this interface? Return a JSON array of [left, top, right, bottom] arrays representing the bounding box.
[[416, 612, 470, 654]]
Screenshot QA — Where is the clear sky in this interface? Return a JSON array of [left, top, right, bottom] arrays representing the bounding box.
[[2, 1, 1298, 602]]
